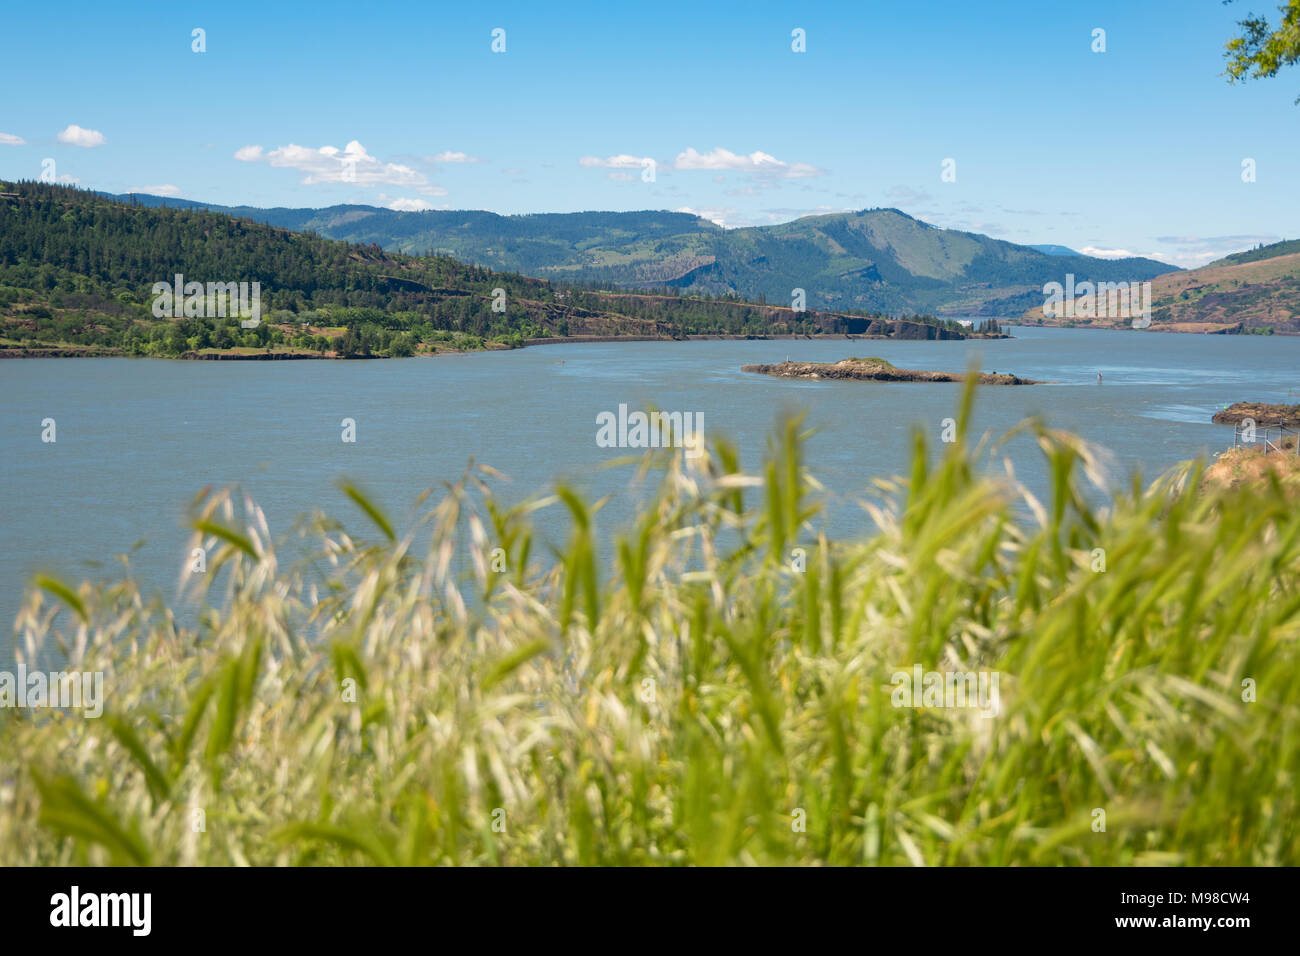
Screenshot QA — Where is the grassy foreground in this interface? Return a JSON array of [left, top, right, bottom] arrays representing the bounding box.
[[1, 384, 1297, 866]]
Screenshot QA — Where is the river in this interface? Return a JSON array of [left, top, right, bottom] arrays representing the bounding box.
[[2, 325, 1294, 663]]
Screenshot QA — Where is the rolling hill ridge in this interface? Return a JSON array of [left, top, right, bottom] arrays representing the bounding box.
[[0, 183, 1000, 358], [105, 192, 1177, 317]]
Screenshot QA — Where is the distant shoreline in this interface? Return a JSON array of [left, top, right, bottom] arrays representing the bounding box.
[[1016, 320, 1290, 335], [523, 331, 1010, 346], [0, 330, 1014, 360]]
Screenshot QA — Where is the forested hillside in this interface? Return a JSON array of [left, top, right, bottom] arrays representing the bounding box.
[[0, 183, 992, 358], [104, 192, 1178, 316]]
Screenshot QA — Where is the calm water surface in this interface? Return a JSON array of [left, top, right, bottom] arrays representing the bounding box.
[[2, 326, 1296, 663]]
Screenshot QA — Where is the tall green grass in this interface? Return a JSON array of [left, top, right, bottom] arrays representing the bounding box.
[[1, 382, 1297, 865]]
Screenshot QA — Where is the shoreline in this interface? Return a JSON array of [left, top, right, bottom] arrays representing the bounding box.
[[0, 330, 1015, 360], [1014, 320, 1289, 335], [9, 323, 1286, 362], [522, 331, 1010, 346], [1212, 401, 1300, 428]]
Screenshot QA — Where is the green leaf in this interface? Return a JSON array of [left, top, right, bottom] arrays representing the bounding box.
[[339, 481, 395, 543], [34, 574, 87, 623]]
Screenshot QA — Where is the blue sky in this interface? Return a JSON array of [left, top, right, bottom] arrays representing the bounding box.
[[1, 0, 1296, 267]]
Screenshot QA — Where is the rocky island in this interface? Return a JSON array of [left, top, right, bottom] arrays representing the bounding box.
[[1212, 402, 1300, 427], [741, 357, 1044, 385]]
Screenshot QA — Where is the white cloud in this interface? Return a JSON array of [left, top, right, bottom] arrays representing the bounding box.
[[1077, 244, 1205, 267], [675, 147, 777, 171], [235, 140, 437, 191], [384, 196, 436, 211], [675, 205, 735, 228], [673, 147, 823, 179], [429, 150, 482, 163], [57, 125, 106, 148], [1123, 234, 1284, 269], [1077, 245, 1142, 260], [579, 153, 655, 169], [130, 184, 182, 197], [0, 133, 25, 146]]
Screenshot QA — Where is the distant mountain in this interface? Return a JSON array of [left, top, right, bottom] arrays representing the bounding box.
[[1022, 240, 1300, 333], [102, 194, 1178, 318], [1028, 244, 1080, 257]]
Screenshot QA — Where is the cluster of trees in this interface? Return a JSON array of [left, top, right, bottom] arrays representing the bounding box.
[[1222, 238, 1300, 266], [0, 183, 573, 353]]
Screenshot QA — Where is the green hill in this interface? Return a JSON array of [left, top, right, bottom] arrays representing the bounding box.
[[1215, 238, 1300, 267], [105, 193, 1178, 317], [0, 183, 988, 357]]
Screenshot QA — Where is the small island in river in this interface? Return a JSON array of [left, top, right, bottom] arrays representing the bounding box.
[[741, 357, 1044, 385], [1212, 401, 1300, 428]]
